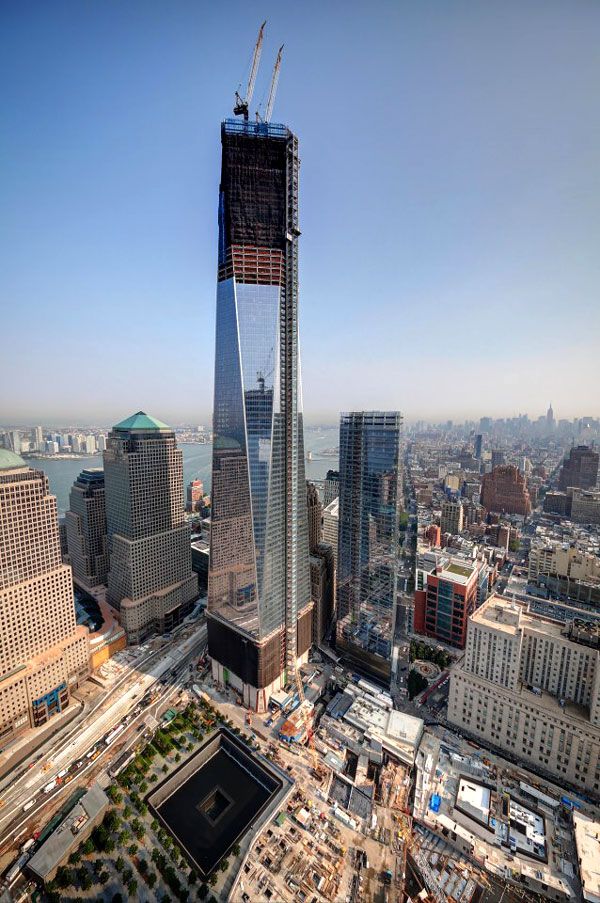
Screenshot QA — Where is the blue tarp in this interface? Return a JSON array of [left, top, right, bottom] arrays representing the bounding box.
[[430, 793, 441, 813]]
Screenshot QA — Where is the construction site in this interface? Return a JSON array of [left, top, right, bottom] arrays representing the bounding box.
[[210, 663, 493, 903], [210, 647, 600, 903]]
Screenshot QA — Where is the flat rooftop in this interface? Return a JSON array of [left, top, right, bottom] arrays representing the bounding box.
[[508, 798, 547, 861], [147, 729, 284, 878], [27, 784, 109, 881], [573, 811, 600, 903], [331, 686, 423, 764], [191, 539, 209, 552], [472, 596, 522, 634], [455, 778, 491, 829], [474, 595, 600, 652], [441, 561, 475, 583]]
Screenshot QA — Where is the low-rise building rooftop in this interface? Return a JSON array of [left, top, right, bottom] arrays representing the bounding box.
[[27, 784, 109, 882], [573, 811, 600, 903]]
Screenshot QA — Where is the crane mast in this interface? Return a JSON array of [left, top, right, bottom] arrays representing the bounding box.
[[234, 21, 265, 120]]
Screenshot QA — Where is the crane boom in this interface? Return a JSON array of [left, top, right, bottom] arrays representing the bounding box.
[[265, 45, 283, 122], [246, 21, 265, 106], [234, 21, 266, 120]]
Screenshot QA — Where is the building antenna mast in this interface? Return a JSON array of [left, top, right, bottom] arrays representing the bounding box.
[[234, 21, 266, 120]]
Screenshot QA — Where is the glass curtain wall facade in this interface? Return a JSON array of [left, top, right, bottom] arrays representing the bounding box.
[[336, 412, 402, 684], [208, 119, 312, 711]]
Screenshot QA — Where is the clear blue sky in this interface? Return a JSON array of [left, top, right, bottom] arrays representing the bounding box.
[[2, 1, 599, 426]]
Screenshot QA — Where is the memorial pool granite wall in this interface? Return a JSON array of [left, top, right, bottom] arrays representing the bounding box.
[[146, 727, 294, 880]]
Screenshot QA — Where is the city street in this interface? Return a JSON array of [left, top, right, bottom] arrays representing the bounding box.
[[0, 619, 207, 871]]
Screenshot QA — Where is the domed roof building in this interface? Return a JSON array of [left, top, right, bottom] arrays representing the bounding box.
[[0, 448, 27, 470]]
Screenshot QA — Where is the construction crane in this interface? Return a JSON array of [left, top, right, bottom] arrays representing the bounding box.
[[256, 344, 275, 392], [234, 21, 265, 120], [264, 45, 284, 122]]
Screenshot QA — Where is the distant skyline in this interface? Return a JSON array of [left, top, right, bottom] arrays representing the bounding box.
[[2, 404, 597, 431], [2, 1, 600, 423]]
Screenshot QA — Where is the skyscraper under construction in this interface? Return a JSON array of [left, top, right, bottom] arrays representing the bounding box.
[[207, 64, 312, 710]]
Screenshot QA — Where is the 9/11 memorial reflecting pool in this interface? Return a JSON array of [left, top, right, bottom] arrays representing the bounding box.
[[146, 728, 290, 878]]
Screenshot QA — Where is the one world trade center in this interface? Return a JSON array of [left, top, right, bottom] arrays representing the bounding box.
[[206, 91, 313, 710]]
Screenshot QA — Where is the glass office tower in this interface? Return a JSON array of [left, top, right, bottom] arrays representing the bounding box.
[[207, 118, 312, 711], [336, 412, 402, 684]]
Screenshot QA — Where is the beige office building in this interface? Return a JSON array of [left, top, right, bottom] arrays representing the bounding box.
[[448, 594, 600, 794], [528, 541, 600, 584], [322, 497, 339, 569], [440, 498, 464, 536], [570, 488, 600, 526], [0, 451, 90, 748], [104, 412, 197, 643]]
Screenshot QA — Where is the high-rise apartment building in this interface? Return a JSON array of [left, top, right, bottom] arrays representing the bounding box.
[[65, 468, 109, 589], [104, 412, 197, 643], [480, 464, 531, 516], [0, 451, 90, 747], [474, 434, 483, 459], [440, 498, 464, 536], [336, 411, 402, 683], [448, 595, 600, 793], [4, 430, 21, 454], [558, 446, 599, 491], [207, 117, 312, 711]]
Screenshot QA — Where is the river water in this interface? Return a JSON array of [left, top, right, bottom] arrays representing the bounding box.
[[30, 427, 339, 514]]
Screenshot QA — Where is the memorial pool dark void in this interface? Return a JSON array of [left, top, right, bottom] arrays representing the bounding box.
[[146, 728, 283, 876]]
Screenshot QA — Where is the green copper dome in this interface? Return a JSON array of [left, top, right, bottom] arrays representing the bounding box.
[[0, 449, 27, 470], [112, 411, 171, 431]]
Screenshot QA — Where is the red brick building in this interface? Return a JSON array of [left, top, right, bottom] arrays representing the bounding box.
[[480, 465, 531, 517], [425, 524, 441, 547]]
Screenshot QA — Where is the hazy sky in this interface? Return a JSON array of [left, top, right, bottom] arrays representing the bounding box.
[[2, 1, 599, 426]]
